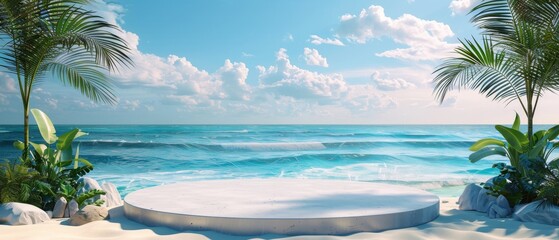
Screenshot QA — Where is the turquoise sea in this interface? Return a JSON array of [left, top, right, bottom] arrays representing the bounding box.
[[1, 125, 545, 197]]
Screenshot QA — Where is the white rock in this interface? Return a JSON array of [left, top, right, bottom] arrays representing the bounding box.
[[68, 200, 79, 217], [68, 205, 109, 226], [46, 211, 53, 219], [101, 182, 122, 208], [458, 183, 482, 210], [475, 188, 497, 213], [514, 200, 559, 226], [488, 195, 511, 218], [78, 177, 105, 204], [52, 197, 67, 218], [0, 202, 50, 225]]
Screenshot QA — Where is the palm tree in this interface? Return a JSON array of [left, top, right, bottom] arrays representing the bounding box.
[[0, 0, 133, 159], [433, 0, 559, 143]]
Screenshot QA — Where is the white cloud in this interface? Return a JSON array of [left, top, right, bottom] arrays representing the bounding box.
[[122, 99, 140, 110], [449, 0, 479, 16], [84, 1, 406, 122], [344, 85, 398, 112], [309, 35, 345, 46], [371, 71, 415, 91], [303, 48, 329, 67], [257, 48, 347, 101], [214, 60, 251, 100], [0, 73, 17, 93], [284, 33, 294, 42], [241, 52, 254, 57], [337, 5, 458, 61]]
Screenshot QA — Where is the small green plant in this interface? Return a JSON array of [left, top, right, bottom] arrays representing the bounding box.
[[469, 114, 559, 206], [14, 109, 105, 210], [0, 159, 46, 207]]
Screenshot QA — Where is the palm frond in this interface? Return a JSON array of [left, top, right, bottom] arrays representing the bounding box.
[[433, 37, 525, 107], [44, 48, 117, 104]]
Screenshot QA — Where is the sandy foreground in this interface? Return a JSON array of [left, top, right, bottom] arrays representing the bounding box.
[[0, 197, 557, 240]]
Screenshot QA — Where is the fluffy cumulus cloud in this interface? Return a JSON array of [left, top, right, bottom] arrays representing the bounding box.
[[337, 5, 458, 61], [303, 48, 329, 67], [84, 1, 401, 121], [92, 0, 252, 110], [344, 85, 397, 112], [214, 60, 251, 100], [371, 71, 415, 91], [257, 49, 347, 101], [309, 35, 345, 46], [449, 0, 479, 16]]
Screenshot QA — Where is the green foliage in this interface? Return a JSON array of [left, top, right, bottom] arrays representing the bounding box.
[[0, 159, 44, 207], [0, 0, 133, 160], [433, 0, 559, 141], [57, 183, 106, 209], [483, 163, 537, 206], [472, 115, 559, 206], [11, 109, 105, 210]]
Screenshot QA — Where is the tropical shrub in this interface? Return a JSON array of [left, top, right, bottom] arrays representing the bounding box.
[[469, 114, 559, 206], [14, 109, 105, 210], [0, 159, 45, 207]]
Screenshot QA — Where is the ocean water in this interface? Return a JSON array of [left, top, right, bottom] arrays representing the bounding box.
[[0, 124, 540, 197]]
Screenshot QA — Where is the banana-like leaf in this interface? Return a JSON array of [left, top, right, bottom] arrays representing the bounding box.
[[57, 160, 73, 168], [75, 158, 92, 167], [31, 109, 57, 144], [546, 125, 559, 141], [57, 129, 79, 150], [74, 144, 80, 169], [469, 147, 507, 163], [470, 138, 505, 151], [529, 125, 559, 158], [512, 113, 521, 131], [495, 125, 528, 152], [29, 142, 48, 156], [13, 141, 25, 150]]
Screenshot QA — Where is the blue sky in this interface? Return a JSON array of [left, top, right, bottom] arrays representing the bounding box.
[[1, 0, 558, 124]]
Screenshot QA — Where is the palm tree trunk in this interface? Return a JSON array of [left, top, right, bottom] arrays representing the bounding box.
[[22, 101, 29, 160]]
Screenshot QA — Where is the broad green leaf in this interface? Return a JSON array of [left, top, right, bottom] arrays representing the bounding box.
[[495, 125, 528, 152], [469, 147, 507, 163], [533, 130, 546, 142], [529, 125, 559, 158], [29, 142, 47, 156], [57, 129, 79, 150], [13, 141, 25, 150], [512, 113, 521, 130], [57, 160, 73, 168], [74, 144, 81, 169], [470, 138, 505, 151], [76, 158, 92, 167], [545, 125, 559, 141], [31, 109, 57, 144]]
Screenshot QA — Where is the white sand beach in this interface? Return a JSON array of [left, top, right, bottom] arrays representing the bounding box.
[[1, 197, 557, 240]]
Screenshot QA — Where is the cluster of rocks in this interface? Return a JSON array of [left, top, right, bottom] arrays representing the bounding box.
[[459, 183, 559, 226], [0, 178, 122, 226]]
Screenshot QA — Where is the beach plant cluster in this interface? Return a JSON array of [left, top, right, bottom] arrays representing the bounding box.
[[0, 0, 132, 211], [469, 114, 559, 207], [0, 109, 105, 210], [0, 0, 132, 160], [433, 0, 559, 207]]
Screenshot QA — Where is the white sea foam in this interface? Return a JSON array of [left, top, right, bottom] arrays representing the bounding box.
[[220, 142, 326, 151]]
